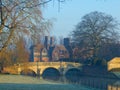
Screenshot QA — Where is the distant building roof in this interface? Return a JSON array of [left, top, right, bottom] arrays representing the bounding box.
[[108, 57, 120, 64], [56, 45, 67, 51], [107, 57, 120, 71], [34, 44, 44, 50]]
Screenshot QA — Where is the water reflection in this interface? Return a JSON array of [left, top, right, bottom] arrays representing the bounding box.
[[108, 81, 120, 90], [42, 68, 60, 81], [43, 75, 120, 90]]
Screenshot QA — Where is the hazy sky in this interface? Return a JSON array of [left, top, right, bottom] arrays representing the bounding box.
[[42, 0, 120, 38]]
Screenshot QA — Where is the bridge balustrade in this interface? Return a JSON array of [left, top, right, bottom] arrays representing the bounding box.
[[4, 62, 82, 75]]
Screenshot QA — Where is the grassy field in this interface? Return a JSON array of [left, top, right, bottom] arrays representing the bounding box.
[[0, 75, 55, 84], [0, 75, 100, 90]]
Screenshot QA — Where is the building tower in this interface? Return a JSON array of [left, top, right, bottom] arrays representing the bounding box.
[[50, 37, 54, 46], [64, 38, 73, 59], [44, 36, 48, 50]]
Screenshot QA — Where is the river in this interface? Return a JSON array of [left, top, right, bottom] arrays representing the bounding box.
[[43, 75, 120, 90]]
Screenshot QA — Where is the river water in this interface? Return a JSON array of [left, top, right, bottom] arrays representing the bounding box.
[[43, 75, 120, 90]]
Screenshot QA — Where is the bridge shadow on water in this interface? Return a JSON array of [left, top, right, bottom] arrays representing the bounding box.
[[42, 67, 60, 81], [41, 67, 82, 81], [43, 75, 120, 90], [20, 69, 36, 77], [42, 73, 120, 90], [65, 68, 82, 83], [19, 68, 120, 90]]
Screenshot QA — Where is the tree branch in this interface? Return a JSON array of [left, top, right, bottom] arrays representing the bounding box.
[[22, 0, 65, 9]]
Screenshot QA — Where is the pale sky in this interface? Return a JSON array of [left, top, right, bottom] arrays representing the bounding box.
[[42, 0, 120, 38]]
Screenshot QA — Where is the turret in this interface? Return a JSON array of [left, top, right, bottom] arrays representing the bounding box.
[[64, 38, 73, 59], [44, 36, 48, 50], [50, 37, 54, 46]]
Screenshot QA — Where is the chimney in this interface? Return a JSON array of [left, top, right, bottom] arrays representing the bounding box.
[[44, 36, 48, 49], [64, 38, 73, 59], [50, 37, 54, 46], [64, 38, 70, 47]]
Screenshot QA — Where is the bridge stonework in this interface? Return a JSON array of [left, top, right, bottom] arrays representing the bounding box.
[[4, 62, 82, 75]]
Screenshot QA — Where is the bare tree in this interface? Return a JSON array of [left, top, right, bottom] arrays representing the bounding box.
[[0, 0, 66, 71], [0, 0, 66, 53], [0, 37, 29, 70], [72, 11, 120, 65], [14, 37, 29, 63]]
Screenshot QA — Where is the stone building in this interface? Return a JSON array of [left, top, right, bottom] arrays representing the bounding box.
[[107, 57, 120, 71], [29, 36, 72, 62], [52, 45, 69, 61]]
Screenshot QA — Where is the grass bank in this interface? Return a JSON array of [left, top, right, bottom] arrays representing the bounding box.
[[0, 75, 99, 90]]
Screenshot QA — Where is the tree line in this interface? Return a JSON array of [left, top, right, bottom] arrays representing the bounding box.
[[71, 11, 120, 66], [0, 0, 120, 72]]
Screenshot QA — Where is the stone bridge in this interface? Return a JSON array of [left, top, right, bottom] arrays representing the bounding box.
[[4, 62, 82, 76]]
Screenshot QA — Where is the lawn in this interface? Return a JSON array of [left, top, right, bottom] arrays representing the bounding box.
[[0, 75, 100, 90]]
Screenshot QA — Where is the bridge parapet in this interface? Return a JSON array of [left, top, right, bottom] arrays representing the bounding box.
[[28, 62, 81, 67], [4, 62, 82, 75]]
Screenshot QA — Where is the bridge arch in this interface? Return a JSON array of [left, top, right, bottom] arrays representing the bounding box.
[[65, 68, 82, 82], [65, 68, 82, 76], [42, 67, 60, 80], [20, 69, 36, 77]]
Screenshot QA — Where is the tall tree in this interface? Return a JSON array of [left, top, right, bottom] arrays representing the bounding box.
[[14, 37, 29, 63], [72, 11, 120, 65], [0, 0, 66, 71], [0, 37, 29, 71], [0, 0, 66, 53]]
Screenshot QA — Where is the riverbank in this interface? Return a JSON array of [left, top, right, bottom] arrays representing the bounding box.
[[82, 65, 120, 79], [0, 75, 99, 90], [0, 74, 55, 84]]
